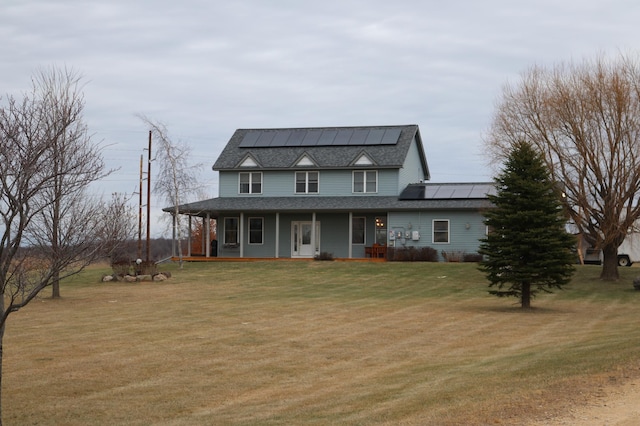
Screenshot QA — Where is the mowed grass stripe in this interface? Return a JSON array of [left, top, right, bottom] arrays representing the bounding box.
[[4, 262, 640, 425]]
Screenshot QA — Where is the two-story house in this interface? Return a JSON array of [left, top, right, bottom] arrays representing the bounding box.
[[164, 124, 494, 260]]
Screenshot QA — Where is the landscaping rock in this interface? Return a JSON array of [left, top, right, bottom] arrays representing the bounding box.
[[153, 273, 167, 282]]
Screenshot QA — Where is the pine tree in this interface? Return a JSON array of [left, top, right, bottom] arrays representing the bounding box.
[[479, 140, 575, 308]]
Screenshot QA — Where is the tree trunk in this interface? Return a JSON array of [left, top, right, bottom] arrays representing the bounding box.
[[521, 281, 531, 308], [0, 299, 5, 426], [51, 270, 60, 299], [600, 243, 620, 281]]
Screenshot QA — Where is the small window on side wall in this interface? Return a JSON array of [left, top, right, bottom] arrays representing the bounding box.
[[433, 220, 449, 243]]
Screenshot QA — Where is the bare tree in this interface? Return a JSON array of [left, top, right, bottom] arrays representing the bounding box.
[[0, 66, 109, 424], [25, 67, 113, 297], [486, 53, 640, 280], [138, 116, 202, 268], [97, 192, 138, 262]]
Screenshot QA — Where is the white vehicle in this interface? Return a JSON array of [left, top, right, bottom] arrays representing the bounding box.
[[616, 232, 640, 266], [578, 232, 640, 266]]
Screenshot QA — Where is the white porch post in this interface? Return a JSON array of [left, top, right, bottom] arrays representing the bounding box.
[[187, 215, 192, 257], [205, 214, 211, 257], [239, 212, 245, 258], [171, 214, 177, 257], [348, 212, 353, 258], [311, 212, 316, 257], [275, 212, 280, 258]]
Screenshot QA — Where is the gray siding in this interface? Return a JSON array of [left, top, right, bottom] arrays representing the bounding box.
[[398, 138, 427, 190], [387, 210, 486, 259], [219, 169, 401, 197]]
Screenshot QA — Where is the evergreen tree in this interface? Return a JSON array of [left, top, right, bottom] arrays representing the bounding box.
[[479, 140, 575, 308]]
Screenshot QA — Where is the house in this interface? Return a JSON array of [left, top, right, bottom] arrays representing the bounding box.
[[164, 124, 494, 260]]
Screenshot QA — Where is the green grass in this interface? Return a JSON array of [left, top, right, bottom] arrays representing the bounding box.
[[4, 261, 640, 425]]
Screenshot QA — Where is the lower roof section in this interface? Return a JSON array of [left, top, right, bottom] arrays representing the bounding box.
[[164, 195, 494, 218]]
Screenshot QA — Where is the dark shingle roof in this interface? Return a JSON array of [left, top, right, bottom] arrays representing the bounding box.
[[166, 195, 494, 218], [213, 124, 430, 180]]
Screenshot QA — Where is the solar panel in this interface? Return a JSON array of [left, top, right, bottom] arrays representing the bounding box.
[[364, 129, 386, 145], [349, 129, 369, 145], [450, 185, 474, 198], [332, 129, 353, 145], [239, 127, 403, 148], [381, 128, 402, 144], [285, 129, 306, 146], [316, 130, 338, 145], [271, 130, 292, 146], [301, 129, 322, 146], [254, 131, 276, 147], [239, 131, 260, 147]]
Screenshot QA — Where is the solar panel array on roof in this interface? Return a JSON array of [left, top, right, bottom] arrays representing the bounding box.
[[399, 183, 495, 200], [239, 128, 402, 147]]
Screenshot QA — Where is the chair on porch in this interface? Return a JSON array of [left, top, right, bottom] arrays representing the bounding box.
[[366, 243, 387, 259]]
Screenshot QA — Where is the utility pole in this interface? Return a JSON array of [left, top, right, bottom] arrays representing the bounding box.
[[137, 154, 143, 260], [146, 130, 152, 262]]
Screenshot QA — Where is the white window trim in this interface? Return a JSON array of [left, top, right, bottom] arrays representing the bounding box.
[[248, 217, 264, 245], [432, 219, 450, 244], [239, 172, 262, 194], [352, 170, 378, 193], [294, 171, 319, 194]]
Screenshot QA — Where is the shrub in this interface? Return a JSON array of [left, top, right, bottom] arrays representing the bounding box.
[[314, 252, 334, 261], [111, 259, 132, 277], [463, 253, 483, 262], [442, 251, 465, 262], [388, 246, 438, 262]]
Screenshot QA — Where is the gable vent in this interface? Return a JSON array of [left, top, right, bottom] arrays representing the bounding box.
[[354, 154, 373, 166], [295, 155, 315, 167], [240, 156, 258, 167]]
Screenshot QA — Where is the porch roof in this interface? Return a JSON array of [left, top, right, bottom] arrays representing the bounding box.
[[164, 196, 494, 218]]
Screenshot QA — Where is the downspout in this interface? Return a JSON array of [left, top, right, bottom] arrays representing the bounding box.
[[275, 212, 280, 258], [240, 212, 245, 258], [348, 212, 353, 258], [311, 212, 316, 258]]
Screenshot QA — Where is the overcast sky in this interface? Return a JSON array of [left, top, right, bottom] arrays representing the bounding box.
[[2, 0, 639, 236]]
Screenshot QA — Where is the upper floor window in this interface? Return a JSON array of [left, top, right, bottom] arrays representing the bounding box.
[[239, 172, 262, 194], [433, 219, 450, 243], [295, 171, 319, 194], [353, 170, 377, 193]]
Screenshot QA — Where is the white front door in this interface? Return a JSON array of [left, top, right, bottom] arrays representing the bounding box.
[[292, 221, 320, 257]]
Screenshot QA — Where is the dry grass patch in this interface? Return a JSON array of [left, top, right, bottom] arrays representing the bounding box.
[[4, 262, 640, 425]]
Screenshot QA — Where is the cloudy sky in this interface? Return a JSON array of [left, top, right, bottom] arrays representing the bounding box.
[[2, 0, 639, 236]]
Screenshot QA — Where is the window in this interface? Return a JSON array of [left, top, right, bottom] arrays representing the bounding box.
[[352, 217, 366, 244], [224, 217, 239, 245], [295, 171, 319, 194], [239, 172, 262, 194], [433, 220, 450, 243], [248, 217, 263, 245], [353, 170, 377, 193]]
